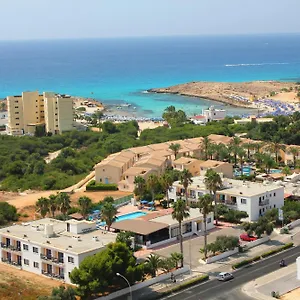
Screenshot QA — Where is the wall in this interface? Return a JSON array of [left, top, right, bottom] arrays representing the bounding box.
[[286, 219, 300, 229], [57, 97, 74, 133], [96, 266, 190, 300], [44, 93, 56, 134], [22, 91, 40, 133], [95, 164, 122, 184], [242, 236, 270, 250], [205, 247, 239, 264]]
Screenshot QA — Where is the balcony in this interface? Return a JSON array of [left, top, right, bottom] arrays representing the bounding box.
[[1, 258, 22, 268], [0, 243, 21, 252], [40, 254, 64, 265], [259, 199, 270, 206], [41, 270, 65, 280], [225, 202, 237, 209]]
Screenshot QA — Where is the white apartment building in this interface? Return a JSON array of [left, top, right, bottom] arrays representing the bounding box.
[[6, 91, 74, 135], [168, 176, 284, 221], [202, 106, 226, 122], [0, 218, 115, 284]]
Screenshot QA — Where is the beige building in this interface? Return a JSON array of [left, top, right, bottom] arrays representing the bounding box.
[[6, 91, 74, 135], [199, 160, 233, 178], [173, 157, 202, 176]]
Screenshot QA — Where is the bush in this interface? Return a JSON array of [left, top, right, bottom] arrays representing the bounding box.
[[261, 242, 293, 258], [86, 180, 118, 191], [232, 255, 261, 269]]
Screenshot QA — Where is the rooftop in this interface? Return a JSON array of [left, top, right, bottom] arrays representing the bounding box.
[[123, 166, 153, 176], [174, 157, 201, 165], [0, 218, 116, 255], [199, 160, 227, 168]]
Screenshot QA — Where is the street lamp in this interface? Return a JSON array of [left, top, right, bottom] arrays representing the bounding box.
[[116, 272, 132, 300]]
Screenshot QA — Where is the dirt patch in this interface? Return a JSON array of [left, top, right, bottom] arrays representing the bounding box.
[[282, 288, 300, 300], [0, 262, 65, 300]]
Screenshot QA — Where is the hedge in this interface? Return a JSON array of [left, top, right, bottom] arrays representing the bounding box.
[[150, 274, 209, 299], [86, 180, 118, 191], [232, 242, 294, 269]]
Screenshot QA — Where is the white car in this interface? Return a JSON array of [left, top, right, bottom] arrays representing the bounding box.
[[217, 272, 234, 281]]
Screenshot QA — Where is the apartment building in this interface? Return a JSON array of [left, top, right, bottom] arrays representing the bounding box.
[[6, 91, 74, 135], [168, 176, 284, 221], [199, 160, 233, 178], [0, 218, 115, 284], [173, 157, 202, 176]]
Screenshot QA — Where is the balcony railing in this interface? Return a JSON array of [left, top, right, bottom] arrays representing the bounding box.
[[41, 270, 65, 280], [1, 258, 22, 267], [40, 254, 64, 265], [259, 199, 270, 206], [1, 243, 21, 252]]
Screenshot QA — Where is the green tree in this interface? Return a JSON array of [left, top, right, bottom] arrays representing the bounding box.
[[180, 169, 193, 203], [198, 194, 213, 259], [169, 143, 181, 159], [282, 166, 291, 176], [160, 257, 176, 273], [0, 202, 18, 225], [116, 231, 134, 249], [170, 252, 183, 269], [243, 142, 254, 160], [237, 148, 246, 176], [172, 199, 190, 267], [160, 172, 174, 207], [146, 174, 159, 202], [201, 136, 211, 161], [262, 154, 276, 174], [56, 193, 71, 219], [267, 141, 286, 163], [78, 196, 92, 218], [204, 169, 223, 226], [70, 242, 144, 299], [289, 147, 299, 168], [133, 176, 146, 200], [145, 254, 162, 277], [36, 197, 49, 218], [229, 137, 241, 166], [48, 194, 58, 218], [38, 286, 76, 300], [101, 202, 118, 231]]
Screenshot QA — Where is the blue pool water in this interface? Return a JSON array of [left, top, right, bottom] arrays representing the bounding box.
[[234, 166, 252, 176], [270, 169, 282, 174], [97, 211, 146, 227]]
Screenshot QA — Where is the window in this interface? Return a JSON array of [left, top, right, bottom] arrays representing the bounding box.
[[15, 111, 19, 114], [270, 194, 272, 197], [23, 244, 29, 251], [15, 106, 18, 109], [241, 198, 247, 204], [207, 217, 212, 223], [262, 196, 265, 200], [274, 193, 276, 196], [33, 262, 39, 268], [33, 247, 38, 254], [68, 256, 74, 264], [16, 123, 19, 125], [24, 259, 29, 265], [259, 197, 261, 201], [16, 117, 19, 120], [274, 204, 276, 208], [36, 117, 39, 119]]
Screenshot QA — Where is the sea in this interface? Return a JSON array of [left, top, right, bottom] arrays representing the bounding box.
[[0, 34, 300, 118]]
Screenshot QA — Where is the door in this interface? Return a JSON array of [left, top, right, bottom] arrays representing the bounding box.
[[7, 252, 11, 262], [17, 255, 21, 266], [105, 178, 109, 184], [16, 241, 21, 250], [6, 238, 10, 246], [58, 252, 64, 263], [47, 264, 52, 274], [46, 249, 52, 259]]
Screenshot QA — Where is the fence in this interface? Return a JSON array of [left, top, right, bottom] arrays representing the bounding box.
[[114, 194, 134, 207]]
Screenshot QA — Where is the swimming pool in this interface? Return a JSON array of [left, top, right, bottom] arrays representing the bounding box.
[[97, 211, 146, 227], [270, 169, 282, 174], [234, 166, 252, 176]]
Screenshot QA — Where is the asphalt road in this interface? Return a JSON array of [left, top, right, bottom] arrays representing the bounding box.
[[158, 246, 300, 300]]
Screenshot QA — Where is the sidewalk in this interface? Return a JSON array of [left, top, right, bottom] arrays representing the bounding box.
[[243, 263, 299, 300]]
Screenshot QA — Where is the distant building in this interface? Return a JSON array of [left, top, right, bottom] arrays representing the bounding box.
[[173, 157, 202, 176], [0, 218, 115, 284], [6, 91, 75, 135], [234, 116, 273, 125], [199, 160, 233, 179], [202, 106, 226, 122]]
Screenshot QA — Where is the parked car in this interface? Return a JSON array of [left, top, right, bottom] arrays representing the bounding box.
[[240, 234, 257, 242], [218, 272, 234, 281]]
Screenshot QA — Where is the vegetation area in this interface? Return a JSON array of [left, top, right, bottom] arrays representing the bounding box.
[[216, 204, 248, 223], [0, 202, 18, 226], [38, 286, 76, 300], [86, 180, 118, 191]]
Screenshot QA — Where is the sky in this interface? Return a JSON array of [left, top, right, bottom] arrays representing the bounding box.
[[0, 0, 300, 40]]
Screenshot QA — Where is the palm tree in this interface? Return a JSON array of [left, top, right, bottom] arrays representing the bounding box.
[[204, 169, 223, 226], [198, 194, 213, 259], [160, 172, 174, 207], [262, 155, 276, 174], [282, 166, 291, 176], [78, 196, 92, 218], [56, 192, 71, 219], [101, 202, 118, 231], [146, 254, 162, 277], [48, 194, 58, 218], [201, 136, 211, 161], [243, 142, 254, 160], [146, 174, 159, 202], [36, 197, 49, 218], [267, 141, 286, 163], [172, 199, 190, 267], [253, 142, 264, 154], [133, 176, 146, 200], [237, 148, 246, 176], [169, 143, 181, 159], [170, 252, 183, 269], [229, 137, 241, 166], [180, 169, 193, 203], [289, 147, 299, 168]]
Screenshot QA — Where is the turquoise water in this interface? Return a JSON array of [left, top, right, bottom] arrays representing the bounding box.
[[1, 34, 300, 117], [234, 166, 252, 176], [97, 211, 146, 226], [270, 169, 282, 174]]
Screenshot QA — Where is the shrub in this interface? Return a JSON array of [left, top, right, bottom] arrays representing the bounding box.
[[232, 255, 261, 269], [261, 242, 293, 258], [86, 180, 118, 191]]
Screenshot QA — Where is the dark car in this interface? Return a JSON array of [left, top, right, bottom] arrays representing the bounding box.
[[240, 234, 257, 242]]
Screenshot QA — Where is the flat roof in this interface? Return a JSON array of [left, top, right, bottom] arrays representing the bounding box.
[[174, 157, 200, 165], [199, 160, 228, 168], [111, 219, 168, 235], [0, 218, 116, 255], [123, 166, 152, 176]]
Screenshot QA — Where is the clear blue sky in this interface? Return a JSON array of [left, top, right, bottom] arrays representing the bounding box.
[[1, 0, 300, 40]]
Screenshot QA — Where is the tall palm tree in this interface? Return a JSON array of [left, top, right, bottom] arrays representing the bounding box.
[[229, 137, 241, 166], [198, 194, 213, 259], [262, 154, 276, 174], [36, 197, 49, 218], [204, 169, 223, 226], [180, 169, 193, 203], [253, 142, 264, 154], [146, 254, 162, 278], [78, 196, 92, 218], [160, 172, 174, 207], [289, 147, 299, 168], [56, 192, 71, 219], [48, 194, 58, 218], [243, 142, 254, 160], [267, 141, 286, 163], [146, 174, 159, 202], [172, 199, 190, 267], [237, 148, 246, 176], [169, 143, 181, 159], [201, 136, 211, 161], [133, 176, 146, 200], [101, 202, 118, 231]]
